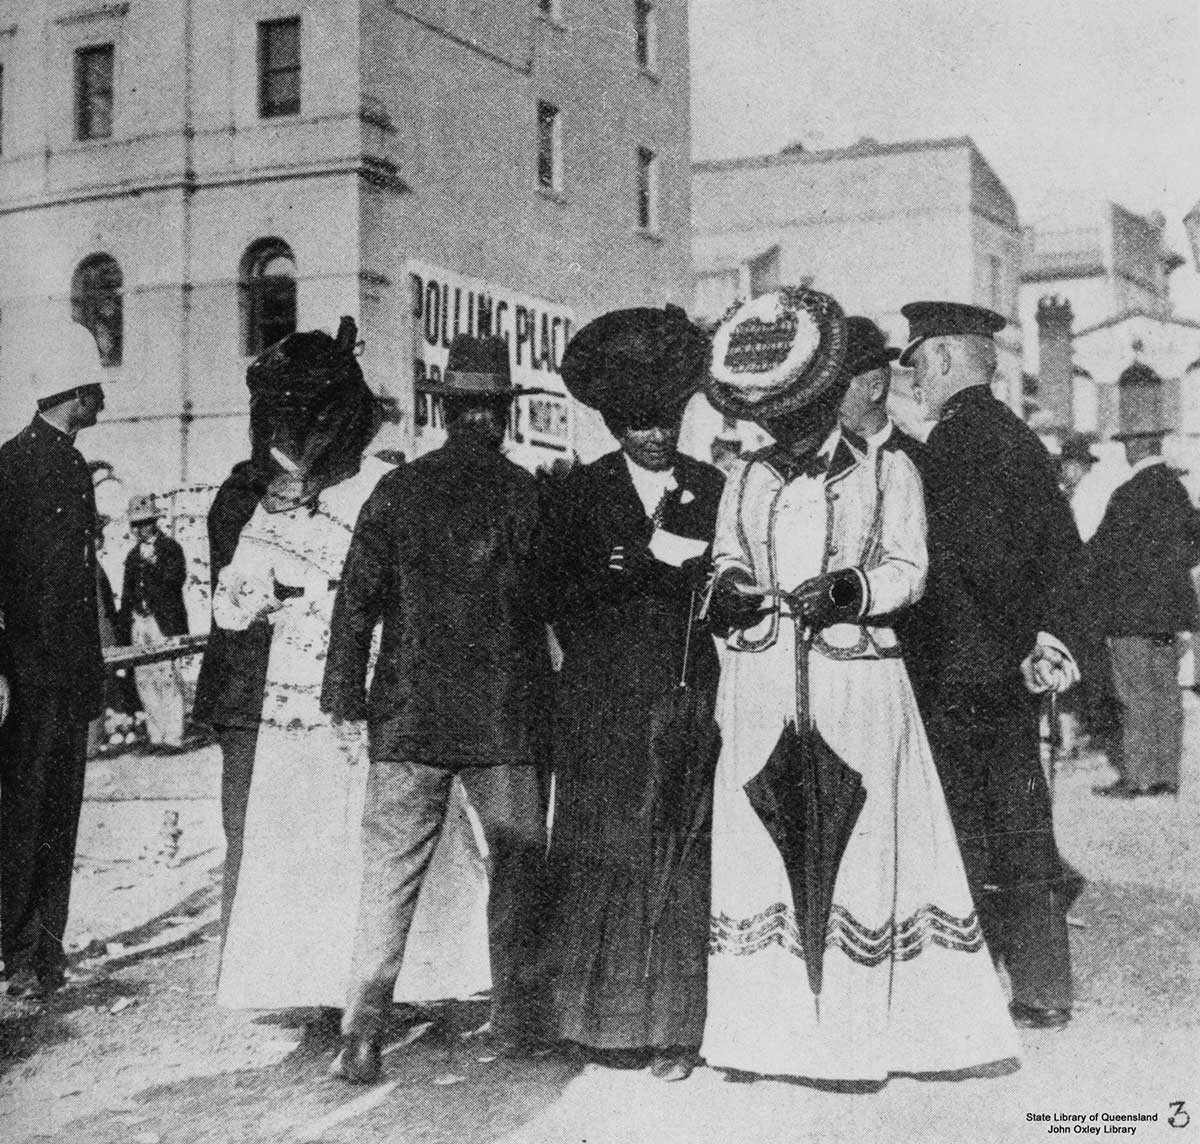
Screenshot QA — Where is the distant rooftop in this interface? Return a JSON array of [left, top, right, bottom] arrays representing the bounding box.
[[693, 134, 981, 173]]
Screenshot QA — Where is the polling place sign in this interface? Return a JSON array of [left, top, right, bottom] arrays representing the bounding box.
[[408, 261, 575, 456]]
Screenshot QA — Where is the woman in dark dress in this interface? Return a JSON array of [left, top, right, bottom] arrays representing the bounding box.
[[541, 305, 724, 1081]]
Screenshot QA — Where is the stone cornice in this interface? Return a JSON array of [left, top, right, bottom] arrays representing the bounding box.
[[55, 2, 130, 27]]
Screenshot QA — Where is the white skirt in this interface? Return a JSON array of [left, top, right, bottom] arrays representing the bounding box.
[[702, 627, 1020, 1080]]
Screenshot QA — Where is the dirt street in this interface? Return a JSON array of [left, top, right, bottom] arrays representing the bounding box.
[[2, 699, 1199, 1144]]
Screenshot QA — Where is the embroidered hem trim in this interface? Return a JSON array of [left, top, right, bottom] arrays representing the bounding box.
[[710, 901, 984, 965]]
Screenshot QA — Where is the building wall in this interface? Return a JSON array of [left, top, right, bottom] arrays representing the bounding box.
[[691, 138, 1023, 448], [2, 0, 693, 493]]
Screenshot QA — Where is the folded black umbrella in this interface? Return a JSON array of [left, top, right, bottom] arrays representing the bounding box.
[[743, 626, 866, 1003]]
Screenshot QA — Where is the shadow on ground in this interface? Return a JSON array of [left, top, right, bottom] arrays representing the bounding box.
[[45, 999, 585, 1144]]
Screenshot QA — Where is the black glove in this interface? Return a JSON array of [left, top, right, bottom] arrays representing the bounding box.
[[789, 568, 864, 631], [708, 567, 765, 633]]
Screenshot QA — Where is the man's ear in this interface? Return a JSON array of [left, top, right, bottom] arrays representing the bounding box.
[[936, 342, 952, 375], [869, 371, 888, 404]]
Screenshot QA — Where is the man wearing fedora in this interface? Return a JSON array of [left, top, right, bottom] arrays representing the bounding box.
[[1082, 424, 1200, 798], [0, 319, 110, 999], [899, 300, 1082, 1031], [836, 315, 925, 468], [322, 333, 554, 1083], [120, 494, 190, 753]]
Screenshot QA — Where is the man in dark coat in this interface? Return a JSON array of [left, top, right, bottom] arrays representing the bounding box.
[[900, 301, 1082, 1031], [321, 334, 553, 1084], [191, 450, 269, 938], [0, 321, 108, 999], [119, 494, 190, 751], [1084, 428, 1200, 798]]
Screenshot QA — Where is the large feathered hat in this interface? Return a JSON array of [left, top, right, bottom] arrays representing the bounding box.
[[705, 287, 848, 421], [560, 304, 710, 428]]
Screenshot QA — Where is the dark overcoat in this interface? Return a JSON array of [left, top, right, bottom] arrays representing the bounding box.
[[909, 386, 1080, 691], [119, 532, 189, 638], [1079, 462, 1200, 636], [539, 449, 724, 1048], [0, 417, 104, 726], [192, 462, 270, 729], [906, 386, 1081, 1005], [321, 437, 550, 769]]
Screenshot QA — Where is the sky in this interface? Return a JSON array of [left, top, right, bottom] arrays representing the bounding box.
[[689, 0, 1200, 315]]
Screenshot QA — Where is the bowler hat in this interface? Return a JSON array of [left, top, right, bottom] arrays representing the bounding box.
[[898, 301, 1006, 367], [127, 493, 163, 524], [705, 287, 848, 421], [561, 305, 709, 427], [843, 316, 901, 379]]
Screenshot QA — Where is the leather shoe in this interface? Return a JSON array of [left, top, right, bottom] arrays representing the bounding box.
[[1148, 783, 1179, 796], [1093, 781, 1147, 799], [650, 1052, 697, 1082], [330, 1035, 382, 1084], [1009, 1003, 1070, 1030], [2, 968, 46, 1001]]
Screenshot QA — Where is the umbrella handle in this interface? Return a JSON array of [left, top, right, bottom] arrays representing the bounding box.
[[794, 622, 814, 730], [679, 588, 697, 689]]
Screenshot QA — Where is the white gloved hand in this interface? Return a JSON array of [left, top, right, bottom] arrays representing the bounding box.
[[332, 717, 368, 766], [0, 675, 10, 727], [1021, 633, 1080, 695]]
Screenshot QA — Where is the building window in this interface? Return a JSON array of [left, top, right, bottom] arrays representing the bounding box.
[[637, 146, 659, 231], [74, 44, 114, 141], [635, 1, 657, 70], [240, 239, 297, 356], [71, 254, 123, 367], [537, 101, 562, 192], [258, 17, 301, 119]]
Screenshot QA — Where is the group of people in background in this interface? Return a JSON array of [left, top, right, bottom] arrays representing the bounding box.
[[1, 280, 1197, 1090]]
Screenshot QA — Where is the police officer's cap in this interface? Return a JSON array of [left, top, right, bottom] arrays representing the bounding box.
[[898, 301, 1006, 367]]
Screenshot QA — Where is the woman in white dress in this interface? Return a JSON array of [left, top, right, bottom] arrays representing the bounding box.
[[700, 288, 1019, 1083], [214, 318, 387, 1011]]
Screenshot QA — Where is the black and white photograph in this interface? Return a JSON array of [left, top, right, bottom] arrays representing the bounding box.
[[0, 1, 1198, 1141]]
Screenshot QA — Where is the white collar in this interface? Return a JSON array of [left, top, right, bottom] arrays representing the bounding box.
[[623, 453, 677, 517], [864, 419, 894, 452]]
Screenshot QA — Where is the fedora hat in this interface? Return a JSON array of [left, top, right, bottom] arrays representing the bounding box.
[[419, 334, 530, 398], [127, 493, 163, 524], [705, 287, 848, 421], [560, 304, 709, 427], [843, 316, 901, 379]]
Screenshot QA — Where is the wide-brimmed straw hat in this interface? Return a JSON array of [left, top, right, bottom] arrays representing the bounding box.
[[705, 287, 848, 421], [560, 304, 710, 427], [127, 493, 163, 524]]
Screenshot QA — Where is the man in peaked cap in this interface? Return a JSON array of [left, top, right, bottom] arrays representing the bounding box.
[[900, 300, 1083, 1030], [0, 320, 110, 1000], [837, 315, 925, 467], [322, 333, 554, 1083]]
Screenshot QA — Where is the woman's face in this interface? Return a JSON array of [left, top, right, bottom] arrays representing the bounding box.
[[618, 418, 681, 472]]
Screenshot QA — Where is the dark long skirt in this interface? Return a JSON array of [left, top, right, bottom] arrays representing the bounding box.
[[546, 601, 717, 1051]]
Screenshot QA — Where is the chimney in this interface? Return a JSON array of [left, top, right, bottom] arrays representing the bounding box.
[[1035, 295, 1073, 430]]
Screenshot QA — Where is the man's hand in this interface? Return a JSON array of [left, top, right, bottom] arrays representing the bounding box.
[[1021, 635, 1080, 695], [0, 675, 9, 727]]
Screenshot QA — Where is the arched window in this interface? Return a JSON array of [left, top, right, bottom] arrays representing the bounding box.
[[240, 238, 297, 356], [71, 253, 123, 366]]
